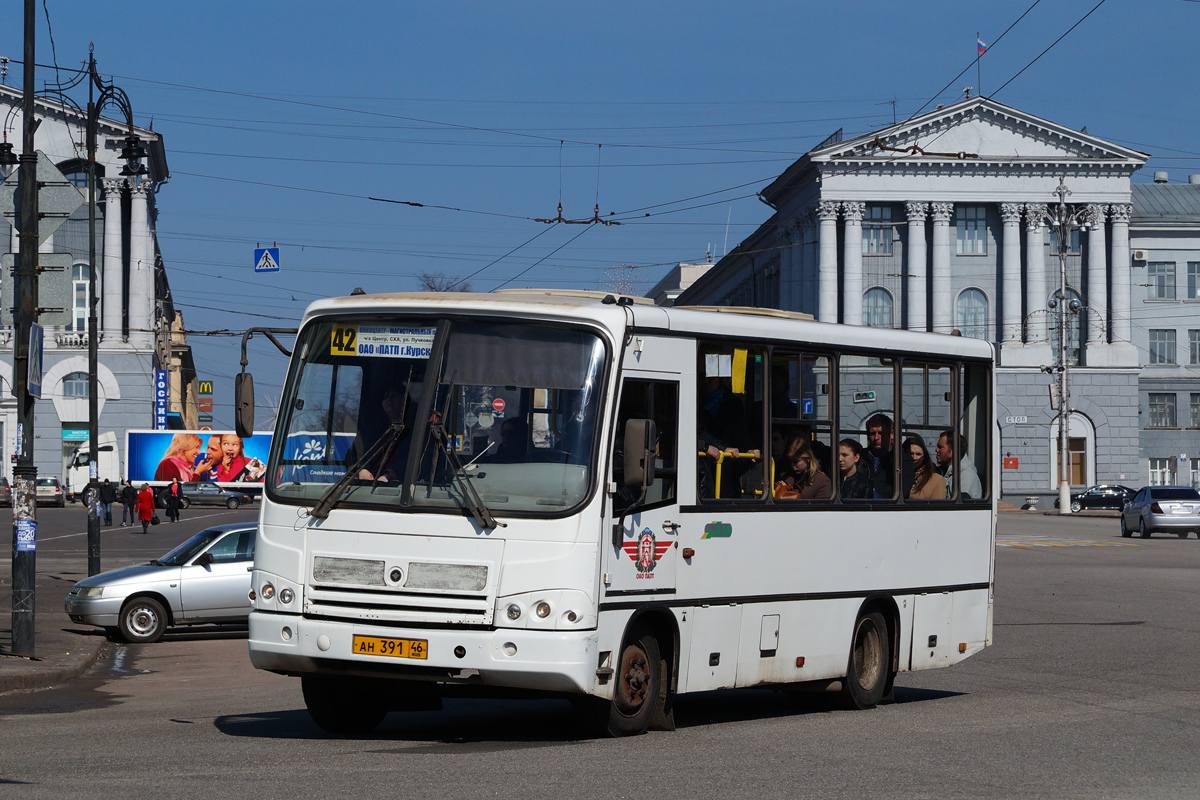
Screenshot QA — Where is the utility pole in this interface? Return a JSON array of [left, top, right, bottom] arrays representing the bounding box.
[[11, 0, 39, 656]]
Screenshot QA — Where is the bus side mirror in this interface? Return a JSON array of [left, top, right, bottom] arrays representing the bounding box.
[[622, 419, 657, 490], [235, 372, 255, 438]]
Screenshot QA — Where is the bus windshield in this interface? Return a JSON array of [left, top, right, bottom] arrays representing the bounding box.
[[268, 316, 608, 517]]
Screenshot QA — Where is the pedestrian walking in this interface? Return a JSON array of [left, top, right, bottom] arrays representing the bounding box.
[[137, 483, 156, 534], [120, 480, 137, 526], [98, 478, 117, 526], [166, 477, 182, 522]]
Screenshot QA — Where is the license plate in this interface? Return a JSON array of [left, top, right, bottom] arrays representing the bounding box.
[[351, 634, 428, 660]]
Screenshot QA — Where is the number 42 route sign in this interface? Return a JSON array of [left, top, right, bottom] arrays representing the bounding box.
[[254, 247, 280, 273]]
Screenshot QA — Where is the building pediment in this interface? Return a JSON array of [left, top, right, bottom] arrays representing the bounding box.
[[812, 97, 1147, 165]]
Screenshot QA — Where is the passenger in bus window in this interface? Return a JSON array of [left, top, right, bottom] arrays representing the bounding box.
[[837, 439, 874, 499], [937, 430, 982, 500], [494, 418, 529, 463], [698, 376, 757, 498], [906, 437, 946, 500], [774, 437, 831, 500], [352, 374, 418, 483], [864, 413, 894, 497]]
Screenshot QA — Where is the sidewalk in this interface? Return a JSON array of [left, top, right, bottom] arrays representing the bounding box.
[[0, 555, 110, 694]]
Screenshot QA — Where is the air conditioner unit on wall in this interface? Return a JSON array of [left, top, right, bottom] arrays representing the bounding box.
[[1132, 249, 1148, 262]]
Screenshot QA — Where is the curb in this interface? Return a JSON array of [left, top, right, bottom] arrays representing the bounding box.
[[0, 639, 110, 695]]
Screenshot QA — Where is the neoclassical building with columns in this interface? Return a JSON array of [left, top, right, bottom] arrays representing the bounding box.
[[674, 97, 1162, 502], [0, 84, 196, 487]]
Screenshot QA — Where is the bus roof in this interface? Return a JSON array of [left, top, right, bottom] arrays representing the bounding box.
[[304, 289, 995, 361]]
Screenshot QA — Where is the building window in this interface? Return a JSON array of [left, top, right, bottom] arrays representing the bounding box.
[[955, 288, 989, 340], [1047, 228, 1081, 255], [1191, 330, 1200, 365], [1149, 457, 1176, 486], [1148, 393, 1177, 428], [955, 206, 987, 255], [71, 264, 90, 332], [862, 205, 892, 255], [1191, 393, 1200, 428], [862, 287, 893, 328], [1149, 329, 1176, 365], [62, 372, 89, 398], [1147, 262, 1176, 300], [1188, 263, 1200, 299]]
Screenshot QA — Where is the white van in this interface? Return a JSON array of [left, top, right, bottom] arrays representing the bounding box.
[[65, 431, 120, 503]]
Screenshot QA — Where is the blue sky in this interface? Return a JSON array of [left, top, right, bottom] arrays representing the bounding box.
[[3, 1, 1198, 427]]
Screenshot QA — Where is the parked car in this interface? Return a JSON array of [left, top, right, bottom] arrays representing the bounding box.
[[0, 477, 10, 507], [157, 482, 254, 510], [1121, 486, 1200, 538], [1055, 484, 1137, 512], [35, 477, 64, 507], [64, 523, 256, 643]]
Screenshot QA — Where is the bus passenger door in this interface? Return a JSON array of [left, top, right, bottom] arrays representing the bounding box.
[[605, 375, 680, 595]]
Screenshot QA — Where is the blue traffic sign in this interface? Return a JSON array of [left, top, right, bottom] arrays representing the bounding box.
[[254, 247, 280, 272]]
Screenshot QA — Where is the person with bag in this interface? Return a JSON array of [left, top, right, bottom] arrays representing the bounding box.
[[120, 480, 138, 526], [137, 483, 157, 534], [773, 436, 832, 500], [166, 477, 183, 522]]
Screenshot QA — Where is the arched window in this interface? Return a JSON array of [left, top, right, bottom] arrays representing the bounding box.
[[71, 264, 90, 332], [956, 288, 989, 340], [62, 372, 89, 398], [863, 287, 894, 328]]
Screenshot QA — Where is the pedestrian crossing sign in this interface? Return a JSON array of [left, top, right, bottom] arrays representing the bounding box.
[[254, 247, 280, 273]]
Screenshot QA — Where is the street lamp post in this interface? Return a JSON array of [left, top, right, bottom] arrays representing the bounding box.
[[82, 47, 146, 575], [1028, 178, 1092, 515]]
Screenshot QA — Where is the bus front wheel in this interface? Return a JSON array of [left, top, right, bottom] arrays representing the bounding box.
[[841, 611, 890, 710], [301, 675, 388, 735], [605, 630, 662, 737]]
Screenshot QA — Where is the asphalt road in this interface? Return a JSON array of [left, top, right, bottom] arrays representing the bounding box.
[[2, 511, 1199, 799]]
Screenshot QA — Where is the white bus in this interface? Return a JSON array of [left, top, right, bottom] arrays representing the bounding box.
[[244, 290, 995, 736]]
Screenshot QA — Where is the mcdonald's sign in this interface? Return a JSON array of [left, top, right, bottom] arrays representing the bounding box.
[[198, 380, 214, 396]]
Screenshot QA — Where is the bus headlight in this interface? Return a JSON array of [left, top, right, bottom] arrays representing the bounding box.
[[279, 588, 294, 604], [261, 583, 275, 600], [496, 590, 594, 629], [535, 601, 551, 618], [506, 604, 522, 621]]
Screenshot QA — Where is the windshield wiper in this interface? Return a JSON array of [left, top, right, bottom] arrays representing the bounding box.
[[309, 421, 408, 520], [149, 559, 165, 566], [425, 383, 504, 530]]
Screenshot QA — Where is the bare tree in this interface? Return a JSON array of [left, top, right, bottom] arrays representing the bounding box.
[[417, 272, 472, 292]]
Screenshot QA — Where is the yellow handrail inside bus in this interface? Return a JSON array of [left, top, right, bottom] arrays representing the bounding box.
[[698, 450, 769, 499]]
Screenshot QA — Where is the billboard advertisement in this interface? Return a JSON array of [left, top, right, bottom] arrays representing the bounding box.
[[126, 430, 272, 486]]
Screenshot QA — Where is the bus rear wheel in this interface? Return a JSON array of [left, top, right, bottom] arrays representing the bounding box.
[[301, 675, 388, 735], [841, 610, 890, 710], [604, 631, 662, 737]]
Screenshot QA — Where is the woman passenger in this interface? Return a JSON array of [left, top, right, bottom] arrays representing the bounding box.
[[838, 438, 874, 499], [906, 436, 946, 500], [773, 437, 832, 500]]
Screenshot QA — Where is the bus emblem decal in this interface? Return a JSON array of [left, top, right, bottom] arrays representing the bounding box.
[[622, 527, 672, 575], [702, 521, 732, 539]]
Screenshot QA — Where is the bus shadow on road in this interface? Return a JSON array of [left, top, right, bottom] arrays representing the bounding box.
[[214, 685, 964, 744]]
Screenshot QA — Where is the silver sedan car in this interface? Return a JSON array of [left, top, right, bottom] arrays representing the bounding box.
[[65, 523, 256, 643], [1121, 486, 1200, 539]]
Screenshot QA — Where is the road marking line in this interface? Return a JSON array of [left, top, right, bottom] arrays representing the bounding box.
[[998, 540, 1142, 548]]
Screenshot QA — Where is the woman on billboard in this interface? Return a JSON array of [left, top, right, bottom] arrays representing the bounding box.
[[154, 433, 203, 482]]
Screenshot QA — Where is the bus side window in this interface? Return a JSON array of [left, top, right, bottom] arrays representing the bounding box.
[[902, 362, 952, 501], [958, 362, 991, 501], [771, 352, 834, 502], [613, 380, 678, 515], [697, 344, 764, 501], [839, 355, 898, 500]]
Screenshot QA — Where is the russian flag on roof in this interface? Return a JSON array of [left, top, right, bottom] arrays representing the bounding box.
[[977, 37, 988, 54]]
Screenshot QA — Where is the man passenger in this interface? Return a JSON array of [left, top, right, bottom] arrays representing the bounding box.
[[937, 429, 982, 500]]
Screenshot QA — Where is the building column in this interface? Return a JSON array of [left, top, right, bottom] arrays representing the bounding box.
[[128, 181, 154, 349], [905, 202, 928, 332], [1109, 203, 1136, 364], [101, 178, 125, 340], [1000, 203, 1024, 349], [841, 201, 865, 326], [1085, 204, 1109, 353], [930, 202, 954, 333], [1023, 204, 1048, 344], [817, 201, 840, 323]]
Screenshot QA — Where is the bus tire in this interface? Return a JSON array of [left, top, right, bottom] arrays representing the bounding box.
[[301, 675, 387, 735], [841, 610, 889, 710], [605, 630, 661, 737]]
